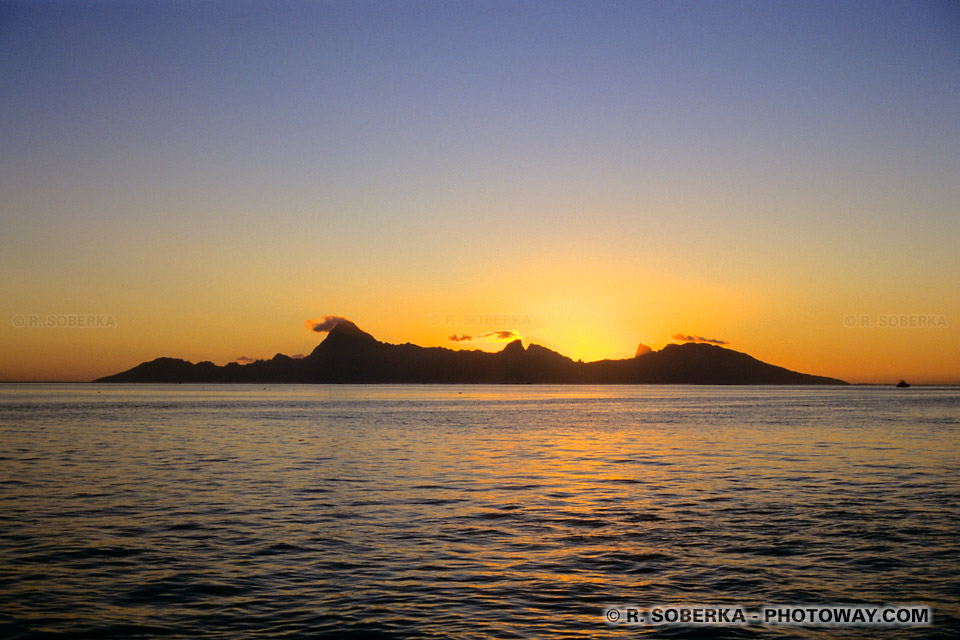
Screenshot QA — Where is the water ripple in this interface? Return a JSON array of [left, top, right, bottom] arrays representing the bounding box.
[[1, 384, 958, 639]]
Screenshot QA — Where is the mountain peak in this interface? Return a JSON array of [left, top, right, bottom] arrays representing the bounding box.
[[326, 320, 376, 342], [500, 339, 525, 355]]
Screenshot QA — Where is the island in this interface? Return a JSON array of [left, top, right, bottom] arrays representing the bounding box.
[[96, 320, 848, 385]]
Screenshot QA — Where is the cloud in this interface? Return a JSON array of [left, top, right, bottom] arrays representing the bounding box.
[[236, 355, 257, 364], [479, 330, 520, 341], [304, 315, 351, 332], [290, 353, 306, 359], [635, 343, 653, 357], [672, 333, 729, 345], [448, 330, 519, 343]]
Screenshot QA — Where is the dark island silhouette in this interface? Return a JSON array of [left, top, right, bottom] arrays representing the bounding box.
[[96, 320, 847, 385]]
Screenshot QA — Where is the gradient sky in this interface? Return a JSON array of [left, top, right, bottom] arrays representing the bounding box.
[[1, 0, 958, 383]]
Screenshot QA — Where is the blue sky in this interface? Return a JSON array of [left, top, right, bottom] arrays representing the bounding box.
[[1, 0, 958, 381]]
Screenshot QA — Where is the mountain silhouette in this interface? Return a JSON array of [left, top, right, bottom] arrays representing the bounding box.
[[96, 321, 847, 384]]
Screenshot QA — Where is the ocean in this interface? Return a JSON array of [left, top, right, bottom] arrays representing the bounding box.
[[0, 384, 957, 639]]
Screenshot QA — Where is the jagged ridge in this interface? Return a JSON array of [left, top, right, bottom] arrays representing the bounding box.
[[96, 321, 847, 384]]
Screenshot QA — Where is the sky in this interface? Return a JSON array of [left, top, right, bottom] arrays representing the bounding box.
[[1, 0, 958, 383]]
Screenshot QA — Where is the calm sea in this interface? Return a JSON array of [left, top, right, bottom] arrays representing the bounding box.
[[0, 384, 958, 639]]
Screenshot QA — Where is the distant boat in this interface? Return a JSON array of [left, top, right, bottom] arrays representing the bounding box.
[[896, 380, 910, 388]]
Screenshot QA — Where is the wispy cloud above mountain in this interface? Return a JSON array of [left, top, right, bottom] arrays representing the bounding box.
[[672, 333, 729, 346], [447, 330, 520, 343], [304, 316, 352, 333]]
